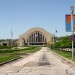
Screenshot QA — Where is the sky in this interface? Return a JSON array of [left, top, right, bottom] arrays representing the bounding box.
[[0, 0, 75, 39]]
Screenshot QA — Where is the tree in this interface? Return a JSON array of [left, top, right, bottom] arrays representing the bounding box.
[[53, 36, 72, 48]]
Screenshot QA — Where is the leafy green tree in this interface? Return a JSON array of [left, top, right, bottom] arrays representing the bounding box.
[[53, 36, 72, 48]]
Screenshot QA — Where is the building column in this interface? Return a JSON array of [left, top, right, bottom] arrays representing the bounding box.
[[32, 34, 34, 43], [43, 36, 45, 44], [34, 33, 36, 43], [42, 34, 43, 43], [33, 34, 35, 43]]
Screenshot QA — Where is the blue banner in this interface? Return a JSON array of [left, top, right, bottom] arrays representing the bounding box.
[[66, 15, 71, 32], [73, 15, 75, 31]]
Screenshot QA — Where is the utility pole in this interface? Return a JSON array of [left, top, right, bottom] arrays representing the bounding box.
[[53, 29, 57, 49], [11, 29, 13, 46], [53, 34, 55, 49], [70, 6, 74, 60]]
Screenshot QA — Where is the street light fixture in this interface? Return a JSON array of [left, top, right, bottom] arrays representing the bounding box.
[[70, 6, 74, 13]]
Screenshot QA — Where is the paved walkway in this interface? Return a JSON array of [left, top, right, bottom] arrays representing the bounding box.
[[0, 47, 75, 75]]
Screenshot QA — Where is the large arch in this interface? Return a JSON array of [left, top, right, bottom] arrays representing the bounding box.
[[19, 27, 53, 46]]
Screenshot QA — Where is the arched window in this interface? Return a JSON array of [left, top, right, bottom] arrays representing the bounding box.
[[27, 31, 47, 45]]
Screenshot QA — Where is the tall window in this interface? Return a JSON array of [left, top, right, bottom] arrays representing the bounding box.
[[28, 31, 47, 43]]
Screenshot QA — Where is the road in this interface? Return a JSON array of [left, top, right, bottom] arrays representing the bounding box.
[[0, 47, 75, 75]]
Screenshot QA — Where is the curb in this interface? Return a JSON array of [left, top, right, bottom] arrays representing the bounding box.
[[49, 48, 75, 65], [0, 57, 21, 66]]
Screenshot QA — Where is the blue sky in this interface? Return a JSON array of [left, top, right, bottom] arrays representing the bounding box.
[[0, 0, 75, 39]]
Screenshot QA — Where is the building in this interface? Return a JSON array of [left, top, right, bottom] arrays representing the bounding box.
[[0, 40, 18, 46], [0, 41, 11, 46], [18, 27, 53, 46]]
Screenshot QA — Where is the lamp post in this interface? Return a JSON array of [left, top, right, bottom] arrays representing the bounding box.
[[70, 6, 74, 60], [53, 34, 55, 49]]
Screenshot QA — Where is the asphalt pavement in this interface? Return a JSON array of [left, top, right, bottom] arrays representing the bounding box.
[[0, 47, 75, 75]]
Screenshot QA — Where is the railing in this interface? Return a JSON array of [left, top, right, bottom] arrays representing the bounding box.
[[58, 48, 74, 51]]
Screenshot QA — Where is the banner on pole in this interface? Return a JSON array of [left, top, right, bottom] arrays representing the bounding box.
[[66, 15, 71, 32], [73, 15, 75, 31], [71, 35, 74, 41]]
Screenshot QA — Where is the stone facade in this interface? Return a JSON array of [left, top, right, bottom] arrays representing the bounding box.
[[18, 27, 53, 46]]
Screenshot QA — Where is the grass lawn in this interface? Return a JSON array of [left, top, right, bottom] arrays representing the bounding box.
[[0, 55, 20, 63], [0, 46, 41, 64], [50, 49, 75, 61], [22, 47, 41, 53], [11, 46, 41, 55]]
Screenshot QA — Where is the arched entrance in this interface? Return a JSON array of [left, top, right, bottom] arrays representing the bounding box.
[[26, 31, 47, 45], [19, 27, 53, 46]]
